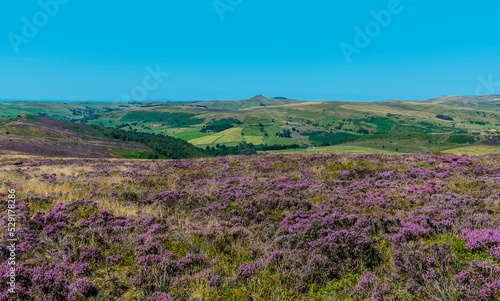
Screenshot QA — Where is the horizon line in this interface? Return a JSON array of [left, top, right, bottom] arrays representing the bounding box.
[[0, 94, 499, 103]]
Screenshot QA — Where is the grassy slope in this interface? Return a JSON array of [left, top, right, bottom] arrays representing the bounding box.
[[0, 115, 205, 159], [0, 116, 151, 158]]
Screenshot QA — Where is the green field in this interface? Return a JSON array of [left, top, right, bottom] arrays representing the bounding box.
[[188, 128, 243, 145], [172, 131, 212, 141], [243, 135, 266, 144]]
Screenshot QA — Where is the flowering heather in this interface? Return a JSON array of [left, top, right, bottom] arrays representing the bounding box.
[[1, 153, 500, 300]]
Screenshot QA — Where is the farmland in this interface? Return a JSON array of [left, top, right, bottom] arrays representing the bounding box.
[[4, 94, 500, 160], [1, 153, 500, 300], [3, 95, 500, 154]]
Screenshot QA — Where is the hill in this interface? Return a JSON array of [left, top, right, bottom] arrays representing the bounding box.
[[0, 115, 206, 159], [91, 97, 499, 151], [198, 95, 305, 110], [420, 95, 500, 107], [3, 95, 500, 155]]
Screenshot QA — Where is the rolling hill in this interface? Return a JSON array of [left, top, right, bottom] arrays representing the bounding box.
[[420, 95, 500, 107], [199, 95, 306, 110], [0, 115, 205, 159], [3, 95, 500, 156]]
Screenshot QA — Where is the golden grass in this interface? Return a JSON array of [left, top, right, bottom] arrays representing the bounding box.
[[215, 128, 244, 144], [188, 128, 243, 145], [188, 133, 220, 145], [339, 103, 436, 119], [243, 135, 265, 145]]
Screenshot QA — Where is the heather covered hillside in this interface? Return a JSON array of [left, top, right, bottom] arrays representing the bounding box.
[[1, 154, 500, 300], [0, 115, 206, 159]]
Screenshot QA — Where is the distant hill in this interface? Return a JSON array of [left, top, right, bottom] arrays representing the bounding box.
[[198, 95, 305, 110], [420, 95, 500, 107]]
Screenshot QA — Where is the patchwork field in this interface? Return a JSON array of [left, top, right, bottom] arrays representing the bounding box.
[[2, 153, 500, 300], [4, 95, 500, 154]]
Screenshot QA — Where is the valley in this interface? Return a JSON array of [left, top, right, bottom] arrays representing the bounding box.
[[2, 94, 500, 157]]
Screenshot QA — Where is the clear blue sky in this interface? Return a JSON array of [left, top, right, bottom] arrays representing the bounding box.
[[1, 0, 499, 102]]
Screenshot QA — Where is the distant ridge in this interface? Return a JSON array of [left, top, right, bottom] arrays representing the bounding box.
[[419, 95, 500, 106], [198, 95, 305, 110]]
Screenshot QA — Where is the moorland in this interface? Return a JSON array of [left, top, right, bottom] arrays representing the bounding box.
[[1, 153, 500, 300], [2, 96, 500, 300]]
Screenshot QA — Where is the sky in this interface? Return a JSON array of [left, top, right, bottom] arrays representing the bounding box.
[[0, 0, 499, 102]]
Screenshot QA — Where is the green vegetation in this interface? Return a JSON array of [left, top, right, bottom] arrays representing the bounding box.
[[436, 114, 454, 121], [172, 131, 212, 141], [109, 150, 166, 159], [445, 135, 475, 144], [260, 145, 397, 155], [201, 123, 233, 133], [72, 124, 207, 159], [121, 111, 203, 126], [369, 117, 395, 132], [209, 118, 241, 125], [301, 131, 358, 146], [430, 235, 494, 263]]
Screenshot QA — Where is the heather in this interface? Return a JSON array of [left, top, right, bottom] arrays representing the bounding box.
[[1, 154, 500, 300]]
